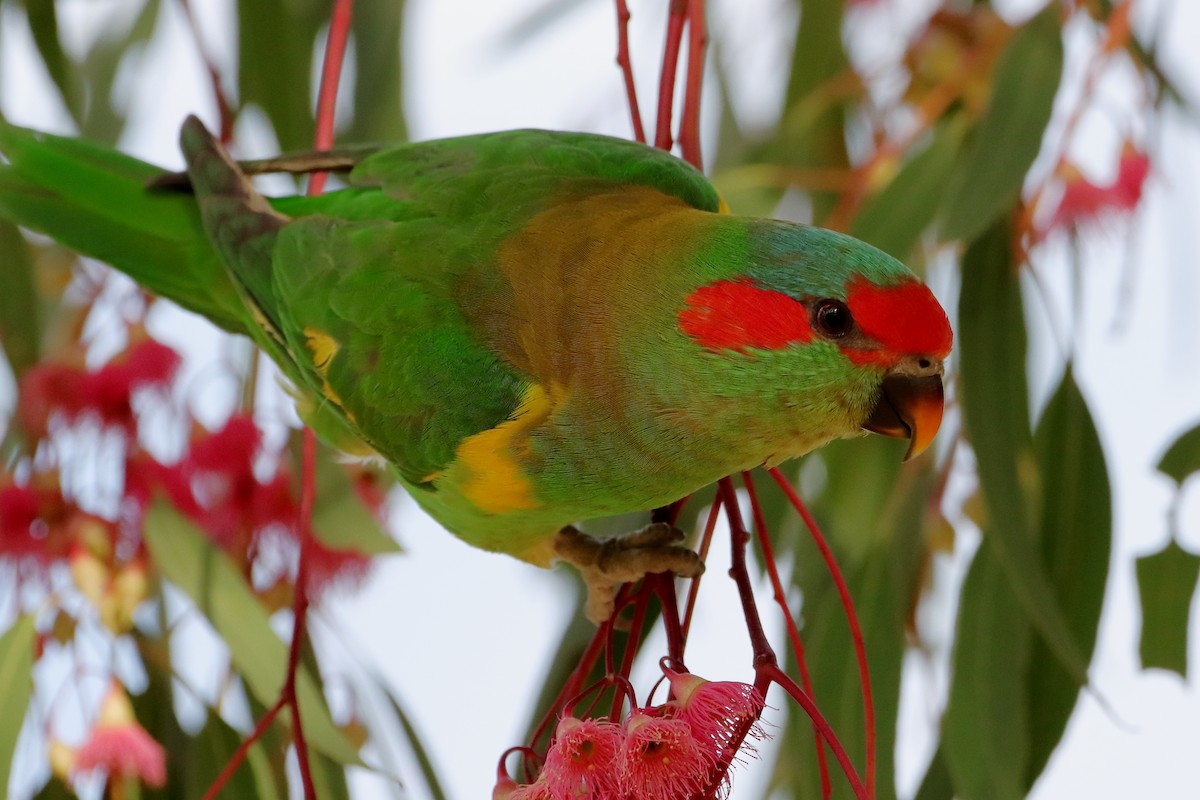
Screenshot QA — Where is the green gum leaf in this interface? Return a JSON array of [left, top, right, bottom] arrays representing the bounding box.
[[0, 616, 36, 798], [958, 219, 1092, 691], [1136, 540, 1200, 677], [0, 221, 40, 379], [943, 541, 1031, 800], [769, 443, 933, 799], [1024, 368, 1112, 785], [142, 502, 363, 767], [237, 0, 323, 152], [939, 6, 1063, 242], [1156, 421, 1200, 486], [310, 443, 400, 556], [852, 116, 968, 264]]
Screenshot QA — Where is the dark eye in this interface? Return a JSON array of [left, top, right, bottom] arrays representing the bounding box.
[[814, 299, 853, 338]]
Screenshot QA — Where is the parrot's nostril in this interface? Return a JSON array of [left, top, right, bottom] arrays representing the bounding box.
[[918, 358, 932, 370]]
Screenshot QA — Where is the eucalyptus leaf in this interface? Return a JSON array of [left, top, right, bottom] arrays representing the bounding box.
[[311, 446, 400, 556], [0, 220, 40, 378], [1156, 421, 1200, 486], [958, 218, 1091, 689], [1024, 369, 1111, 785], [142, 502, 362, 766], [939, 6, 1063, 242], [942, 541, 1031, 800], [1135, 540, 1200, 677], [852, 116, 967, 264], [0, 616, 36, 799]]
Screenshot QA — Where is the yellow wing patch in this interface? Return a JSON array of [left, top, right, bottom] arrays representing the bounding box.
[[304, 327, 340, 375], [717, 193, 731, 214], [301, 327, 353, 418], [453, 383, 559, 515]]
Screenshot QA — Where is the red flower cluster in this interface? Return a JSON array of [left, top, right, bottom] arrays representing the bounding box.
[[18, 338, 180, 438], [0, 479, 72, 565], [138, 415, 371, 595], [1043, 143, 1150, 234], [498, 667, 765, 800]]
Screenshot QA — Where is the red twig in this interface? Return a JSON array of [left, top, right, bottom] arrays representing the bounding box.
[[307, 0, 356, 195], [614, 0, 646, 143], [680, 493, 722, 642], [769, 467, 876, 798], [288, 431, 319, 800], [742, 472, 831, 798], [527, 598, 616, 751], [177, 0, 234, 143], [201, 697, 285, 800], [760, 663, 870, 800], [653, 0, 688, 151], [677, 0, 707, 169]]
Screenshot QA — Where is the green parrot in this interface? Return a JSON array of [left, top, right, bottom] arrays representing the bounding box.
[[0, 116, 951, 620]]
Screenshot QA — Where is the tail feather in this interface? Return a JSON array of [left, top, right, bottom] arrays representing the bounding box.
[[0, 120, 247, 334], [178, 115, 288, 334]]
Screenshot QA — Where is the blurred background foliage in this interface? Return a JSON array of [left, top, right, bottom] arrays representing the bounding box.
[[0, 0, 1197, 799]]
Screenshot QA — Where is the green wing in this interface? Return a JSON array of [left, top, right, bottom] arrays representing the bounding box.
[[1, 117, 720, 484], [179, 121, 725, 486]]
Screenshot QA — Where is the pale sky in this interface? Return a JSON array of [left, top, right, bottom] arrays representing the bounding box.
[[2, 1, 1198, 799]]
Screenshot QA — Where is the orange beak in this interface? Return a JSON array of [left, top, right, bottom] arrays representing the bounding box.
[[862, 372, 945, 461]]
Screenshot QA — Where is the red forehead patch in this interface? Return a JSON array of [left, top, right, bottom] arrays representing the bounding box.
[[846, 277, 952, 359], [679, 279, 812, 352]]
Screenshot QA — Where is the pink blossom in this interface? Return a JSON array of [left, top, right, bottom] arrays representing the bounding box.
[[74, 684, 166, 788], [508, 780, 554, 800], [542, 716, 623, 799], [1045, 144, 1150, 233], [663, 667, 765, 756], [621, 711, 713, 800], [0, 482, 72, 565], [18, 339, 179, 435]]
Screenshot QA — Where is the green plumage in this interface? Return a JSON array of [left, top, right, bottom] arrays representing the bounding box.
[[0, 117, 949, 571]]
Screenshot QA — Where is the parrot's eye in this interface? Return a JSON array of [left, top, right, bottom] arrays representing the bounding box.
[[814, 299, 853, 338]]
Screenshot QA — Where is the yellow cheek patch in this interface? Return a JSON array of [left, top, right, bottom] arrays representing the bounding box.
[[717, 193, 731, 214], [454, 383, 557, 515]]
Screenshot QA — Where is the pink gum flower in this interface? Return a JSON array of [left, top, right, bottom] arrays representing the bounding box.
[[73, 683, 166, 788], [542, 716, 623, 799], [621, 711, 713, 800]]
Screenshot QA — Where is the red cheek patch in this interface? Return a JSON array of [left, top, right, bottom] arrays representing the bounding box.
[[846, 277, 952, 359], [679, 279, 812, 352]]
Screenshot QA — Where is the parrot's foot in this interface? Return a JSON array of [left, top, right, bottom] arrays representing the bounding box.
[[554, 523, 705, 624]]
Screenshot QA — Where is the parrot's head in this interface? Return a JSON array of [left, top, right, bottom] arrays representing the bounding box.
[[676, 219, 952, 463]]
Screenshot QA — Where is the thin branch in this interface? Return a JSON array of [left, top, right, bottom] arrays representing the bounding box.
[[677, 0, 708, 169], [307, 0, 356, 195], [760, 663, 870, 800], [742, 472, 831, 799], [177, 0, 234, 143], [614, 0, 646, 142], [654, 0, 688, 151], [769, 467, 875, 798], [201, 697, 286, 800], [680, 493, 722, 642]]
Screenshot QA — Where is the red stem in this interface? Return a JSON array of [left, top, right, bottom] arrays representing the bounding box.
[[741, 472, 832, 798], [652, 573, 686, 662], [201, 697, 285, 800], [286, 430, 319, 800], [527, 602, 614, 751], [307, 0, 356, 195], [761, 663, 870, 800], [177, 0, 234, 143], [680, 494, 722, 641], [614, 0, 646, 142], [653, 0, 688, 151], [677, 0, 707, 168], [769, 467, 876, 798]]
